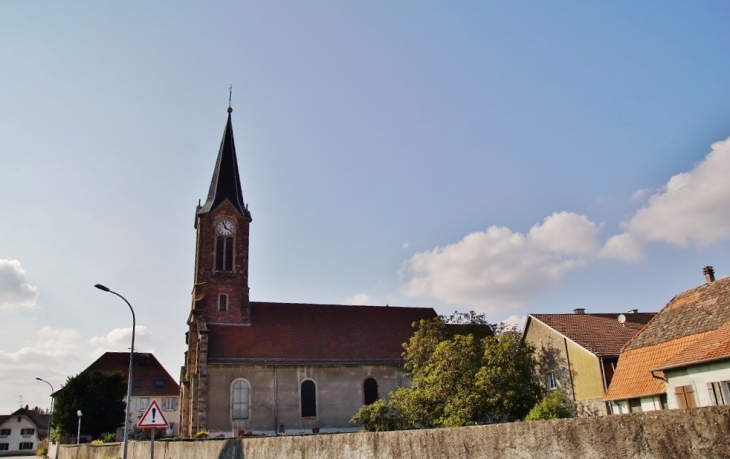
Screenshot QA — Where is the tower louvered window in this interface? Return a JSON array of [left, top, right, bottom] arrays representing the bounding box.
[[216, 236, 234, 272]]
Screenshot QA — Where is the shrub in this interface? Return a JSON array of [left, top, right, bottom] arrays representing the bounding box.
[[350, 399, 403, 432], [101, 432, 117, 443], [91, 439, 104, 445], [193, 429, 209, 439], [525, 390, 573, 421], [36, 439, 48, 457]]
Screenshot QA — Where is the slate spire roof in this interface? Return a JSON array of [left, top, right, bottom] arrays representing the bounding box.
[[198, 107, 251, 218]]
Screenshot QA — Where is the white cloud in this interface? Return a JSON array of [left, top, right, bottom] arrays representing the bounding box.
[[89, 326, 153, 355], [345, 293, 374, 305], [621, 137, 730, 246], [0, 259, 38, 310], [500, 314, 527, 332], [402, 241, 410, 249], [402, 212, 600, 313], [600, 233, 644, 262], [0, 326, 85, 412]]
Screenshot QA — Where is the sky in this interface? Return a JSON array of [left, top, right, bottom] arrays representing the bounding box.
[[1, 1, 730, 414]]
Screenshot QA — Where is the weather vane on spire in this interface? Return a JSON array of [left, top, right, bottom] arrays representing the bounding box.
[[228, 85, 233, 113]]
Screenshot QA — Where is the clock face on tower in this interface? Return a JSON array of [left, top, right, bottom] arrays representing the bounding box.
[[216, 219, 235, 236]]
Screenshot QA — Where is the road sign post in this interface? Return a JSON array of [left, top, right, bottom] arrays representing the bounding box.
[[137, 400, 169, 459]]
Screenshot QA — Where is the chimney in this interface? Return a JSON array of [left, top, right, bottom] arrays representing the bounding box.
[[573, 308, 585, 315], [628, 309, 638, 314], [703, 266, 715, 283]]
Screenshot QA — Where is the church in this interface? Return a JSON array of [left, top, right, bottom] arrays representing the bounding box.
[[179, 107, 437, 436]]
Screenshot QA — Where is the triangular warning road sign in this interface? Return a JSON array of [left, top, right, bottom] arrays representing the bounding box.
[[137, 400, 169, 428]]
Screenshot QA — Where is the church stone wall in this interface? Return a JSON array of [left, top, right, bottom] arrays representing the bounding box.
[[206, 364, 404, 435], [59, 405, 730, 459]]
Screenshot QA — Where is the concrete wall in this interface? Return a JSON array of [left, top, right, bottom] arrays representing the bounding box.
[[59, 405, 730, 459], [206, 364, 404, 436]]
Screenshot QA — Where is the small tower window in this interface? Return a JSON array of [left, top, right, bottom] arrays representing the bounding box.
[[219, 294, 228, 312], [301, 380, 317, 417], [216, 236, 234, 272], [363, 377, 379, 405]]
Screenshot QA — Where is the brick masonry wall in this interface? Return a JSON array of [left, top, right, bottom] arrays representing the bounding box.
[[60, 405, 730, 459]]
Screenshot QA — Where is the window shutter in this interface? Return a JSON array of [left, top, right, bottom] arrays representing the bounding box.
[[708, 383, 718, 406]]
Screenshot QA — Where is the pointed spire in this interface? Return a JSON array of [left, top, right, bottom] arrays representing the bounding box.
[[198, 107, 251, 219]]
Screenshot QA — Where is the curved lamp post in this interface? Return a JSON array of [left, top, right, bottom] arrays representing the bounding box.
[[95, 284, 135, 459], [35, 378, 54, 441]]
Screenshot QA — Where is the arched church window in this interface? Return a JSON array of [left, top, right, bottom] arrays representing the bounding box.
[[216, 236, 234, 272], [301, 380, 317, 417], [218, 294, 228, 311], [363, 377, 378, 405], [231, 379, 250, 420]]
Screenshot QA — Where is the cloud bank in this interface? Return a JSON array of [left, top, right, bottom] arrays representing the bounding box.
[[402, 136, 730, 314]]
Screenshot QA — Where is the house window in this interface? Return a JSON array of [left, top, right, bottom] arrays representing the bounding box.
[[707, 382, 728, 406], [135, 379, 143, 388], [301, 380, 317, 417], [154, 380, 165, 388], [216, 236, 234, 272], [219, 294, 228, 312], [628, 398, 642, 413], [21, 428, 34, 436], [546, 372, 557, 390], [162, 397, 178, 411], [363, 377, 378, 405], [19, 442, 33, 450], [137, 398, 150, 412], [675, 385, 697, 409], [0, 429, 9, 436], [231, 379, 250, 420], [660, 394, 669, 410], [0, 443, 8, 451]]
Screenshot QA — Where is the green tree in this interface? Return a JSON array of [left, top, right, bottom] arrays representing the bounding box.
[[524, 390, 573, 421], [351, 314, 542, 431], [52, 371, 126, 439], [475, 331, 543, 422]]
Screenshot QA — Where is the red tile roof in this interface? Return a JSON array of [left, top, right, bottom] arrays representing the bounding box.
[[207, 302, 437, 364], [528, 313, 655, 357], [84, 352, 179, 396], [606, 276, 730, 401]]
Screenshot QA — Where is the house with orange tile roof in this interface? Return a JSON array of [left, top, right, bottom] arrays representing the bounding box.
[[605, 267, 730, 413], [523, 309, 655, 416]]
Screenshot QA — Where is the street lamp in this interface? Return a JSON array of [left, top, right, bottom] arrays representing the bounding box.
[[35, 378, 54, 441], [76, 410, 82, 445], [95, 284, 135, 459]]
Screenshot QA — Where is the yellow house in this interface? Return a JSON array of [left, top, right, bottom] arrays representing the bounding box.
[[523, 309, 654, 416]]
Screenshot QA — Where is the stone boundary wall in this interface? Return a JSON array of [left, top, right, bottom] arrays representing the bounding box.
[[59, 406, 730, 459]]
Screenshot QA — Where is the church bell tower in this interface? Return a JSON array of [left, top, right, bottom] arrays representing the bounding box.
[[192, 106, 252, 325], [181, 106, 251, 436]]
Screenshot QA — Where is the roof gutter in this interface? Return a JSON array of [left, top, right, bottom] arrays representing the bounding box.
[[651, 354, 730, 373]]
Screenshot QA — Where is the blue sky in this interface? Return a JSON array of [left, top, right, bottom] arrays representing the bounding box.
[[1, 1, 730, 414]]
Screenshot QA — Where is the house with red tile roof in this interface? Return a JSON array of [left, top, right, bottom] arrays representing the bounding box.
[[180, 108, 437, 437], [82, 352, 180, 437], [523, 309, 655, 416], [605, 267, 730, 413]]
